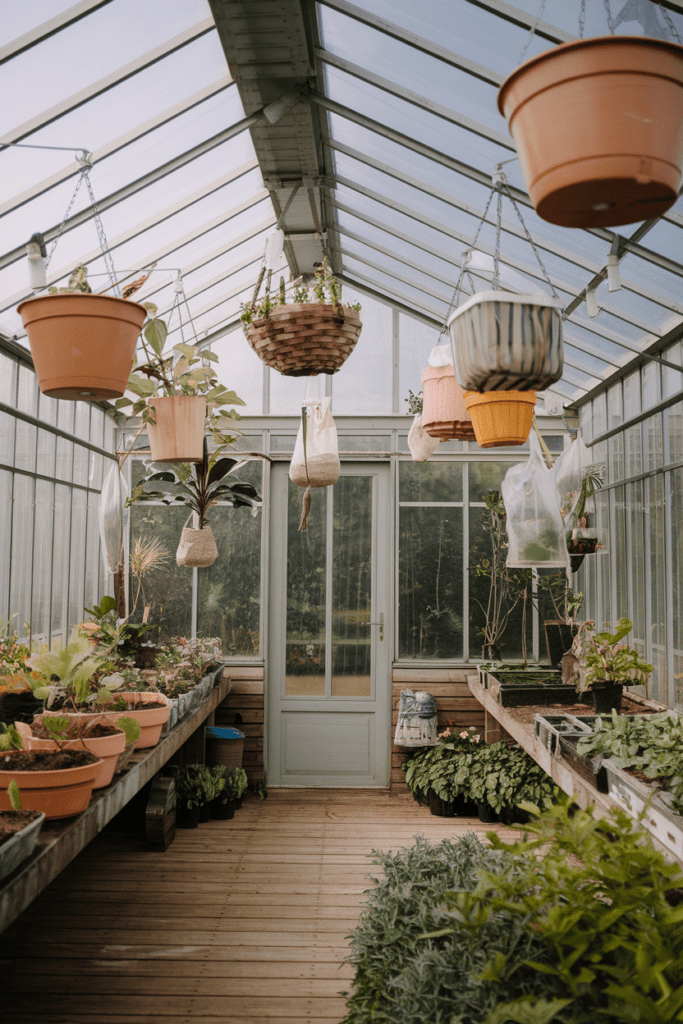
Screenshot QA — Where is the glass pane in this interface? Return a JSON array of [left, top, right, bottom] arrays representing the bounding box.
[[0, 469, 12, 624], [400, 462, 462, 502], [649, 474, 667, 703], [128, 505, 192, 639], [628, 480, 647, 660], [10, 474, 34, 636], [36, 428, 56, 478], [399, 314, 440, 416], [0, 351, 17, 404], [197, 468, 263, 655], [285, 479, 326, 696], [55, 438, 73, 482], [671, 470, 683, 708], [68, 490, 87, 631], [31, 479, 54, 644], [51, 484, 71, 646], [84, 493, 102, 619], [399, 506, 463, 659], [331, 476, 372, 696], [331, 287, 393, 414], [0, 411, 15, 467]]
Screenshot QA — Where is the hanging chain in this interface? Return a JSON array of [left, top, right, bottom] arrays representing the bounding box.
[[603, 0, 616, 34], [501, 179, 560, 299], [44, 163, 87, 271], [438, 188, 496, 339], [492, 187, 503, 291], [517, 0, 547, 65], [657, 0, 683, 44], [579, 0, 586, 38]]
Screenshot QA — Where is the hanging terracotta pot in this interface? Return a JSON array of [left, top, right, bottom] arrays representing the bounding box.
[[448, 291, 563, 392], [498, 35, 683, 228], [16, 293, 147, 400], [421, 366, 476, 441], [176, 523, 218, 568], [146, 395, 206, 464], [463, 390, 536, 447], [245, 303, 362, 376]]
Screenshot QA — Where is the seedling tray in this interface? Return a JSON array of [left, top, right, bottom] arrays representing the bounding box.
[[558, 735, 609, 792], [534, 713, 593, 755], [496, 683, 582, 707], [605, 761, 683, 861]]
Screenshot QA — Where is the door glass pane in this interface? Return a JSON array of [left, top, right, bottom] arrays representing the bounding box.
[[332, 476, 372, 697], [286, 481, 326, 696]]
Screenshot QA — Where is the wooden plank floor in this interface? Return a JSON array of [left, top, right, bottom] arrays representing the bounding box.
[[0, 789, 522, 1023]]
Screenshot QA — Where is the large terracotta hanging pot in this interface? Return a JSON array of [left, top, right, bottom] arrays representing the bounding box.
[[421, 365, 476, 441], [498, 36, 683, 228], [16, 293, 147, 400], [463, 390, 536, 448], [245, 303, 362, 375], [448, 291, 563, 392], [147, 395, 206, 464]]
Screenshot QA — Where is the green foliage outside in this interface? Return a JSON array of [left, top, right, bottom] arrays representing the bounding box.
[[342, 798, 683, 1024]]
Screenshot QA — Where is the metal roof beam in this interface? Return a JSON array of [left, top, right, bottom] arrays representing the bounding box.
[[461, 0, 574, 42], [0, 19, 216, 148], [0, 77, 234, 219], [0, 0, 115, 65], [315, 47, 513, 149]]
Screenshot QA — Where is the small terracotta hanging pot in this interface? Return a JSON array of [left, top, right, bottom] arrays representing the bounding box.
[[498, 35, 683, 228], [421, 365, 476, 441], [463, 390, 536, 448], [17, 293, 147, 400], [146, 395, 206, 464]]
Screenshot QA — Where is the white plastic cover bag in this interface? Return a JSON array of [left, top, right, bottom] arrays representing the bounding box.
[[99, 462, 129, 617], [408, 414, 440, 462], [428, 341, 453, 367], [289, 396, 340, 489], [502, 432, 570, 568], [551, 435, 590, 520]]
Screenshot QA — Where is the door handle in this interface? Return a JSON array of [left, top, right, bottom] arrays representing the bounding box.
[[368, 612, 384, 641]]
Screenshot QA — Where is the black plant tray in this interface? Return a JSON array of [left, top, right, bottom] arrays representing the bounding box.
[[496, 683, 583, 708], [558, 735, 608, 792]]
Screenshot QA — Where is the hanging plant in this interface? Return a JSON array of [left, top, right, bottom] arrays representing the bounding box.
[[126, 439, 263, 568], [497, 5, 683, 228], [241, 256, 363, 376]]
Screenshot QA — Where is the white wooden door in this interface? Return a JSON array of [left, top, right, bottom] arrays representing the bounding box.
[[267, 463, 391, 786]]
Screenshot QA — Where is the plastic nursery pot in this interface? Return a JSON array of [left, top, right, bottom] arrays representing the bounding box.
[[16, 293, 147, 400], [498, 35, 683, 229], [591, 681, 624, 715], [448, 291, 564, 393], [462, 390, 536, 447], [209, 798, 235, 820], [175, 801, 201, 829], [421, 365, 476, 440], [146, 395, 206, 464], [0, 810, 46, 882], [245, 303, 362, 376], [23, 725, 126, 790], [0, 751, 102, 820]]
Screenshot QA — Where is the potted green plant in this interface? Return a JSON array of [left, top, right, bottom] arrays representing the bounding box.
[[126, 438, 262, 568], [563, 464, 604, 572], [571, 617, 653, 714], [0, 726, 102, 820], [209, 765, 248, 820], [241, 256, 362, 376], [467, 740, 558, 824], [172, 763, 214, 829], [0, 779, 46, 883], [403, 727, 482, 817], [18, 714, 140, 790]]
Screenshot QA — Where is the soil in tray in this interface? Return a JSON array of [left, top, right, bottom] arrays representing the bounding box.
[[0, 750, 99, 771], [0, 809, 42, 848], [505, 695, 648, 726], [31, 721, 120, 740]]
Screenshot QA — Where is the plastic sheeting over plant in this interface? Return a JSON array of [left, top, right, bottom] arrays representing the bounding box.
[[502, 432, 569, 569]]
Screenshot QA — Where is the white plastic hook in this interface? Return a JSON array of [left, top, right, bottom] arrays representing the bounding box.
[[586, 285, 600, 319]]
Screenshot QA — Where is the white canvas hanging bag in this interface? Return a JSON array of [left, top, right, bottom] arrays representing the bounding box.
[[289, 390, 340, 531], [408, 413, 440, 462], [176, 514, 218, 567]]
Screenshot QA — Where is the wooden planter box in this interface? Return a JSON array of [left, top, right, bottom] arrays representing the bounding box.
[[605, 760, 683, 861], [245, 303, 362, 376]]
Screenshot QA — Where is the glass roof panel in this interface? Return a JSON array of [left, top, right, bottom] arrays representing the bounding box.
[[510, 0, 683, 40], [3, 0, 77, 39], [0, 0, 213, 136]]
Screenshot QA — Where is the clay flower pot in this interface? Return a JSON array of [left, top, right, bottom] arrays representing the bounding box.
[[245, 303, 362, 376], [463, 390, 536, 447], [146, 395, 206, 464], [20, 723, 127, 790], [421, 365, 476, 440], [42, 693, 172, 750], [448, 291, 563, 392], [16, 293, 147, 400], [0, 750, 102, 820], [498, 35, 683, 228]]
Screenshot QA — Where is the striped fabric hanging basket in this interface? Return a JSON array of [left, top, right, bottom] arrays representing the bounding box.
[[421, 365, 476, 441], [448, 290, 563, 392], [245, 303, 363, 376]]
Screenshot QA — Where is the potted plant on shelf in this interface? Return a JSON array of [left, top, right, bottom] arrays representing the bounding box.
[[241, 256, 362, 376], [16, 714, 139, 791], [497, 33, 683, 228], [126, 438, 262, 568], [563, 464, 604, 573], [16, 264, 148, 401], [0, 729, 102, 820], [0, 779, 46, 883], [570, 617, 653, 714]]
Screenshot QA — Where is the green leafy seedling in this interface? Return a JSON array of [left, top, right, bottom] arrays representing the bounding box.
[[7, 779, 21, 810], [116, 716, 141, 748], [0, 723, 23, 751]]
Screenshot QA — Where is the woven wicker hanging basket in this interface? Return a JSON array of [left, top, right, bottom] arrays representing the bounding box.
[[245, 302, 363, 376], [421, 365, 477, 441]]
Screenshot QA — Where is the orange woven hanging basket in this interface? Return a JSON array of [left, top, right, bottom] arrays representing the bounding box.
[[463, 390, 536, 448], [245, 303, 362, 376], [421, 365, 476, 441]]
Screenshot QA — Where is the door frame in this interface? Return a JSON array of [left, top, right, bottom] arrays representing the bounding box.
[[266, 461, 393, 786]]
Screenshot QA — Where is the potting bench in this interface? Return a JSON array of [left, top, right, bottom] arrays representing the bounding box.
[[0, 673, 232, 934]]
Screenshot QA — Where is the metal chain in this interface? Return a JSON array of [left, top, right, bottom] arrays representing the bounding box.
[[437, 188, 496, 338], [603, 0, 616, 34], [502, 181, 560, 299], [657, 0, 683, 44], [44, 169, 86, 271], [492, 189, 503, 290], [81, 168, 119, 296], [579, 0, 586, 38], [517, 0, 547, 65]]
